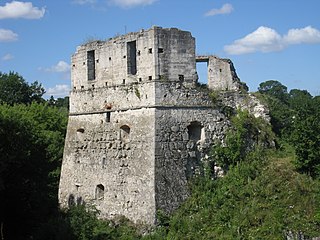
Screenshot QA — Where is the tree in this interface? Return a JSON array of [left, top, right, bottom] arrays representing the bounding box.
[[48, 96, 69, 109], [0, 71, 45, 105], [0, 103, 67, 239], [258, 80, 288, 103], [291, 97, 320, 178]]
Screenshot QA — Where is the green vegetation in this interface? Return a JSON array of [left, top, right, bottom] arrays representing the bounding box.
[[0, 72, 319, 239]]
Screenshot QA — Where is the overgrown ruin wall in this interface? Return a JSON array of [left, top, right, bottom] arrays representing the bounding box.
[[59, 26, 268, 225]]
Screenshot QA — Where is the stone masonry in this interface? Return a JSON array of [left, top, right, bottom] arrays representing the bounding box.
[[58, 26, 267, 225]]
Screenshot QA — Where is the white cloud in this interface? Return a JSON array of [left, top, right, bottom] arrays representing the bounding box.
[[2, 53, 14, 61], [205, 3, 233, 17], [109, 0, 157, 8], [46, 84, 70, 97], [0, 1, 45, 19], [72, 0, 96, 5], [283, 26, 320, 45], [44, 61, 71, 73], [224, 26, 320, 55], [224, 26, 284, 55], [0, 28, 18, 42]]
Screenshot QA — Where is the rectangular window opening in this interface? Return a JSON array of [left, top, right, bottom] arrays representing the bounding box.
[[148, 48, 152, 54], [158, 48, 164, 53], [127, 41, 137, 75], [87, 50, 95, 81], [196, 62, 208, 85], [148, 76, 152, 80], [106, 112, 111, 122]]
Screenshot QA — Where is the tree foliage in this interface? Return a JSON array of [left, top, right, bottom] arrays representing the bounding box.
[[0, 71, 45, 105], [258, 80, 288, 103], [257, 80, 320, 179], [148, 154, 320, 239], [212, 110, 275, 170], [0, 103, 67, 239]]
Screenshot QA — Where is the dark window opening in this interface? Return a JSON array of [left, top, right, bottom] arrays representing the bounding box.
[[96, 184, 104, 200], [219, 68, 222, 73], [158, 48, 164, 53], [127, 41, 137, 75], [120, 125, 130, 141], [105, 82, 108, 87], [187, 121, 202, 141], [109, 57, 111, 61], [73, 64, 76, 67], [137, 50, 141, 56], [179, 74, 184, 81], [122, 79, 125, 85], [92, 84, 95, 89], [123, 55, 126, 58], [148, 76, 152, 80], [87, 50, 95, 81], [77, 128, 85, 133], [139, 78, 142, 82], [73, 87, 76, 90], [106, 112, 111, 122], [81, 86, 84, 90], [96, 59, 99, 63], [148, 48, 152, 54]]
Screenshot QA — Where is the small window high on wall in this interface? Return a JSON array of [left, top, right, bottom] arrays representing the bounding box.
[[87, 50, 95, 81]]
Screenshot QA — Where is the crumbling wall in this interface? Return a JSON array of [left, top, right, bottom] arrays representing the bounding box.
[[59, 108, 156, 224], [154, 107, 228, 213]]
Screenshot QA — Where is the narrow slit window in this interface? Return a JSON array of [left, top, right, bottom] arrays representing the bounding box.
[[127, 41, 137, 75], [87, 50, 95, 81], [106, 112, 111, 122]]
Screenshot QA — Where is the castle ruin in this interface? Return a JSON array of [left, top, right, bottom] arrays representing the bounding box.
[[58, 26, 266, 225]]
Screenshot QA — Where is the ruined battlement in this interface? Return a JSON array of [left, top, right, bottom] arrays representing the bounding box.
[[59, 26, 266, 225], [71, 26, 196, 90]]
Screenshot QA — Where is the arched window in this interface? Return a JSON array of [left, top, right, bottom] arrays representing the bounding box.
[[95, 184, 104, 200], [120, 125, 130, 141]]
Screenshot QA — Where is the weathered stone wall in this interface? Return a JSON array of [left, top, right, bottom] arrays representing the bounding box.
[[154, 27, 196, 84], [219, 91, 270, 121], [69, 81, 156, 114], [71, 26, 196, 91], [59, 108, 156, 224], [154, 107, 228, 213]]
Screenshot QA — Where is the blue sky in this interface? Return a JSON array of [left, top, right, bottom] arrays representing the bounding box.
[[0, 0, 320, 97]]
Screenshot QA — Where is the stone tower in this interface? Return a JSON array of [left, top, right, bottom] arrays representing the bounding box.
[[58, 26, 247, 224]]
